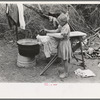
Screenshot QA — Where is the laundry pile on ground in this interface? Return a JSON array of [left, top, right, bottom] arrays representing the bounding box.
[[74, 68, 96, 78]]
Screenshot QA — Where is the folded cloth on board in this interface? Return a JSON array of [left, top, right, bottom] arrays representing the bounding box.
[[74, 68, 96, 78]]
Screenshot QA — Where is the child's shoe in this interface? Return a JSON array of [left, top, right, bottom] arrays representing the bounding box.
[[59, 72, 68, 79]]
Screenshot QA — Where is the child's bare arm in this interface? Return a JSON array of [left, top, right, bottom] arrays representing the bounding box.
[[47, 33, 63, 38], [44, 28, 60, 33], [44, 25, 61, 33]]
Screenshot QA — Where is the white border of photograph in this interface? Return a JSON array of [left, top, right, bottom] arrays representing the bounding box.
[[0, 1, 100, 98]]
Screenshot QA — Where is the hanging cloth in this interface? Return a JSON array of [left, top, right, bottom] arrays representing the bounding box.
[[17, 3, 25, 30], [6, 4, 20, 29], [6, 4, 25, 30]]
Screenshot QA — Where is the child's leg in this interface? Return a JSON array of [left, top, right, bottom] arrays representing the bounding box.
[[59, 60, 68, 78], [63, 60, 68, 74]]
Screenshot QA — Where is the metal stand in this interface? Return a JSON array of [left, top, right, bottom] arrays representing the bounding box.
[[40, 36, 86, 75], [40, 54, 58, 75], [79, 37, 85, 69]]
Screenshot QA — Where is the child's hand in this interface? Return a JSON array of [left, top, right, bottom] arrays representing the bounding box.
[[43, 28, 47, 32], [39, 28, 47, 36], [40, 29, 44, 33], [49, 16, 53, 22], [40, 27, 47, 32], [61, 33, 68, 38], [61, 33, 66, 36], [49, 16, 59, 27]]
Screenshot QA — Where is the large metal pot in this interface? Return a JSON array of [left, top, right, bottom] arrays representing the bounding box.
[[17, 39, 40, 58]]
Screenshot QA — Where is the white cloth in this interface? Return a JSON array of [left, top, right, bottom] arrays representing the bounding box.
[[74, 68, 96, 78], [17, 4, 25, 29], [36, 34, 58, 58], [6, 4, 8, 13], [49, 16, 58, 27], [36, 35, 50, 43]]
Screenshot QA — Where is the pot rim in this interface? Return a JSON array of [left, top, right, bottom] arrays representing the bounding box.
[[17, 39, 39, 46]]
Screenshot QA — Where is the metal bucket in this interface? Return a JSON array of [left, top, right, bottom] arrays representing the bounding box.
[[17, 53, 36, 68], [17, 39, 40, 58]]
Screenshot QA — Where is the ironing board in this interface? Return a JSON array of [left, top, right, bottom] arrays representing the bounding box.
[[40, 31, 87, 75]]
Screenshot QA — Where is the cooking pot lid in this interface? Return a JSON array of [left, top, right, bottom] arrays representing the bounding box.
[[17, 39, 39, 45]]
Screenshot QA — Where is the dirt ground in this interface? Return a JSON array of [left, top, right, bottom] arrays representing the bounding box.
[[0, 38, 100, 83]]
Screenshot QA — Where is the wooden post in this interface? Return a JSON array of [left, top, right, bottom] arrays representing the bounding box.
[[79, 37, 86, 69], [15, 25, 18, 41]]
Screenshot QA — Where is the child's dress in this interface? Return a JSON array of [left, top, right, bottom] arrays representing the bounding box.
[[58, 23, 72, 61]]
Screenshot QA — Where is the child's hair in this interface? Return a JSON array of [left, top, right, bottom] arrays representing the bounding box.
[[57, 12, 69, 26]]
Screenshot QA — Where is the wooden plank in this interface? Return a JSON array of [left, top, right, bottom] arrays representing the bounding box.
[[47, 31, 87, 38]]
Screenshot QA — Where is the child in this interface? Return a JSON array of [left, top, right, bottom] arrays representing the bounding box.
[[57, 12, 72, 78], [44, 12, 72, 78]]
